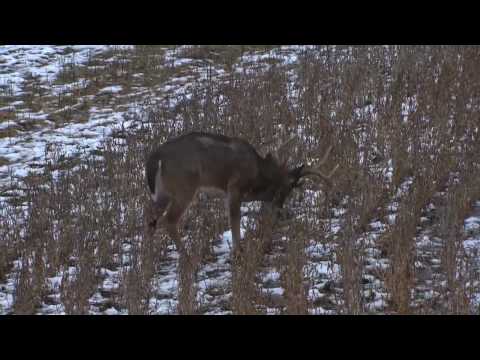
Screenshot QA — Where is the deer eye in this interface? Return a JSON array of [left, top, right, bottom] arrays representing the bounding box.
[[289, 178, 299, 188]]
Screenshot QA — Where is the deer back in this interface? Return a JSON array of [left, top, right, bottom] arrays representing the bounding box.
[[146, 132, 268, 197]]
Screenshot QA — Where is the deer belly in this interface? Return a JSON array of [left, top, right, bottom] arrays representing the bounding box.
[[198, 186, 226, 198]]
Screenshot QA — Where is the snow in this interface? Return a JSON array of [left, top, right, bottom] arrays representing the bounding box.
[[104, 307, 120, 315], [463, 238, 480, 250], [2, 45, 480, 315], [0, 45, 108, 95], [98, 85, 123, 94], [0, 46, 125, 188], [220, 227, 246, 247], [464, 215, 480, 233]]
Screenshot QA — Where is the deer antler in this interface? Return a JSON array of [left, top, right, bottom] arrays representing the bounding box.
[[274, 136, 296, 164], [299, 145, 339, 187], [278, 136, 296, 152]]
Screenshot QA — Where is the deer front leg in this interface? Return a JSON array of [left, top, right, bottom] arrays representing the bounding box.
[[227, 189, 242, 256]]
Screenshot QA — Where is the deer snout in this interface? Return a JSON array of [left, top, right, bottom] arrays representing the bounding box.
[[276, 207, 293, 221], [145, 219, 157, 238]]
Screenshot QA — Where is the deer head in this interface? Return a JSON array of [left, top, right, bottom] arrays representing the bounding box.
[[255, 138, 339, 211]]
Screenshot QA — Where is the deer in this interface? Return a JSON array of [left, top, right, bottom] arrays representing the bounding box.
[[144, 131, 339, 256]]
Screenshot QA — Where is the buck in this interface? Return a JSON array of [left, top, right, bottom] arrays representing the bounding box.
[[145, 132, 338, 253]]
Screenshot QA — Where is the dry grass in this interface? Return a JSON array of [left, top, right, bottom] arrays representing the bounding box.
[[1, 45, 480, 314]]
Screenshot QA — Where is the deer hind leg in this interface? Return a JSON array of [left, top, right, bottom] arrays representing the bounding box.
[[152, 194, 171, 225], [164, 192, 195, 253], [145, 192, 171, 239], [164, 193, 197, 315]]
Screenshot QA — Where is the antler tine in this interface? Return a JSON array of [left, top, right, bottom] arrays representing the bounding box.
[[327, 164, 340, 178], [317, 145, 333, 166], [274, 136, 296, 163], [299, 168, 333, 186], [299, 146, 339, 186], [277, 136, 296, 154]]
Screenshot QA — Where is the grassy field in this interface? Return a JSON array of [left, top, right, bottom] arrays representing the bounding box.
[[1, 45, 480, 314]]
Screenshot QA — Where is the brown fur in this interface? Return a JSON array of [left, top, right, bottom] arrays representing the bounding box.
[[145, 131, 336, 252]]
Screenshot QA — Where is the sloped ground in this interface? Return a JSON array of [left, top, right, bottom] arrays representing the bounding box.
[[1, 45, 479, 314], [0, 45, 189, 189]]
